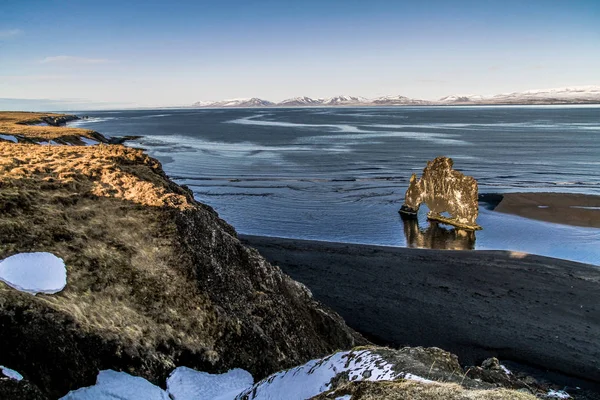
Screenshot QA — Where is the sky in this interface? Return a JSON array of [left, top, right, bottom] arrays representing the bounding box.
[[1, 0, 599, 109]]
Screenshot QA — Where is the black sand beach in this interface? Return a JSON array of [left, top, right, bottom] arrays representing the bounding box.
[[241, 235, 600, 390]]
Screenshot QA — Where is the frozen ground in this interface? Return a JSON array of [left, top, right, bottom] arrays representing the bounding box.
[[60, 350, 432, 400]]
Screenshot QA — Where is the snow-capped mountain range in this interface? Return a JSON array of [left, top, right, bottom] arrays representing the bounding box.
[[192, 86, 600, 108]]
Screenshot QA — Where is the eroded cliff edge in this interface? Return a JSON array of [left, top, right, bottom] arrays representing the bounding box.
[[0, 114, 364, 397]]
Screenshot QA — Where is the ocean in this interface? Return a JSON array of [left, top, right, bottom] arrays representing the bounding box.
[[69, 106, 600, 265]]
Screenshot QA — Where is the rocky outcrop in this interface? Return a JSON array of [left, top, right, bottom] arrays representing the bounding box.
[[311, 380, 536, 400], [399, 157, 481, 230], [38, 115, 80, 127], [0, 140, 364, 398], [236, 346, 546, 400]]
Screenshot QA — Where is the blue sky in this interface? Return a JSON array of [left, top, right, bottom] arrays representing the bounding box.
[[1, 0, 599, 108]]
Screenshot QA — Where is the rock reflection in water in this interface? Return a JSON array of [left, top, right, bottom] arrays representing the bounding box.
[[402, 218, 476, 250]]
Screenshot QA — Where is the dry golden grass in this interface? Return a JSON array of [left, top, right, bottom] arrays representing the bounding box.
[[313, 380, 537, 400], [0, 111, 100, 141], [0, 143, 192, 209], [0, 140, 221, 357]]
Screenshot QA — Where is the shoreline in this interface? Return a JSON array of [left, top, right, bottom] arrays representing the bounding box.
[[241, 234, 600, 390]]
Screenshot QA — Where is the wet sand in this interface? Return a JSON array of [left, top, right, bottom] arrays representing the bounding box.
[[241, 235, 600, 389], [494, 192, 600, 228]]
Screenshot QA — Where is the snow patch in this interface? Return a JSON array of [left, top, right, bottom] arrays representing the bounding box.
[[59, 350, 436, 400], [500, 365, 512, 375], [0, 252, 67, 295], [1, 366, 23, 381], [60, 370, 170, 400], [237, 349, 433, 400], [547, 389, 571, 399], [167, 367, 253, 400]]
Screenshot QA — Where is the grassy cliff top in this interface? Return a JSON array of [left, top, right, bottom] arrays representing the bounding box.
[[0, 111, 103, 141]]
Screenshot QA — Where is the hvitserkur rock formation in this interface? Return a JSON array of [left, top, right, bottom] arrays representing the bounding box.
[[399, 157, 481, 230]]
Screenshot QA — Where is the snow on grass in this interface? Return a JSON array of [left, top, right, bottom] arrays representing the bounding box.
[[1, 365, 23, 381], [547, 390, 571, 399], [167, 367, 253, 400], [0, 134, 18, 143], [0, 252, 67, 295], [236, 349, 433, 400], [60, 370, 170, 400]]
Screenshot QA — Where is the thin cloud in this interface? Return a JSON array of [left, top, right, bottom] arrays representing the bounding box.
[[0, 29, 22, 39], [40, 55, 112, 65]]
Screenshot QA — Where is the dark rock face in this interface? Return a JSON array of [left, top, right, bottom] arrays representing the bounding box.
[[0, 377, 48, 400], [107, 135, 143, 144], [400, 157, 481, 230], [174, 209, 366, 376], [39, 115, 80, 126]]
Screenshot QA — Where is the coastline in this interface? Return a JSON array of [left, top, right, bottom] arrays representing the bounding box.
[[241, 234, 600, 389], [2, 111, 598, 398]]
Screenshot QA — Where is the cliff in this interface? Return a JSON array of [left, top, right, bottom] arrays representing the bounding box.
[[0, 113, 363, 398]]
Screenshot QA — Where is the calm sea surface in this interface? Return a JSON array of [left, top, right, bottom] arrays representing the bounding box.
[[70, 106, 600, 265]]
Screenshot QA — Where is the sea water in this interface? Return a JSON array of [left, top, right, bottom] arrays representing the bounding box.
[[70, 106, 600, 265]]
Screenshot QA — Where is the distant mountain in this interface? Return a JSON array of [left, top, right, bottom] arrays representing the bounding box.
[[191, 100, 216, 107], [438, 94, 484, 104], [371, 95, 431, 105], [278, 96, 323, 106], [192, 86, 600, 108], [193, 98, 274, 108], [438, 86, 600, 105], [487, 86, 600, 104], [321, 95, 368, 106]]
